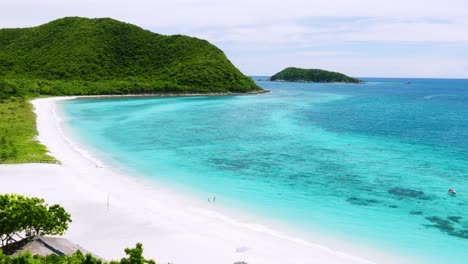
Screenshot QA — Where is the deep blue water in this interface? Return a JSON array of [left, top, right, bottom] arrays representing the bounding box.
[[63, 78, 468, 263]]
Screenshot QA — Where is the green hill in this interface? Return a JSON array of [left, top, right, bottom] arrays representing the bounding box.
[[0, 17, 261, 97], [270, 67, 362, 83]]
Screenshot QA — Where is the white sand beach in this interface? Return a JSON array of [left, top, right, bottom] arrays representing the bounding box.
[[0, 97, 409, 264]]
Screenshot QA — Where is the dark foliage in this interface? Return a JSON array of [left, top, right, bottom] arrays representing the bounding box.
[[269, 67, 362, 83], [0, 194, 71, 247], [0, 243, 160, 264], [0, 17, 261, 98]]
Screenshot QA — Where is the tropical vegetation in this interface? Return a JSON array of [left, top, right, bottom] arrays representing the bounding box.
[[0, 195, 162, 263], [0, 97, 57, 163], [0, 17, 261, 98], [0, 194, 71, 247], [270, 67, 362, 83], [0, 243, 159, 264]]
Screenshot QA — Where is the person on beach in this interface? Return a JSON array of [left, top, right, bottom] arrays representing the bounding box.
[[208, 197, 211, 202], [213, 196, 216, 203]]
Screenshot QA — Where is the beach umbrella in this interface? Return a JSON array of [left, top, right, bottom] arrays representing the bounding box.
[[234, 246, 250, 264], [235, 246, 250, 253]]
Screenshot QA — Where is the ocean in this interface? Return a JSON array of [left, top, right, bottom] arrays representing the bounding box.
[[62, 78, 468, 263]]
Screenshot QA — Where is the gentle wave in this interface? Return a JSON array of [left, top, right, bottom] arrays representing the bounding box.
[[191, 207, 376, 264], [52, 99, 105, 168], [424, 94, 444, 99]]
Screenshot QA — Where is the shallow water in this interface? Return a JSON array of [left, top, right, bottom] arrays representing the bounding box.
[[63, 78, 468, 263]]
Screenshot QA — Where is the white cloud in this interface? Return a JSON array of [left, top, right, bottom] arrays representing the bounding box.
[[235, 51, 468, 78], [3, 0, 467, 28], [342, 19, 468, 43]]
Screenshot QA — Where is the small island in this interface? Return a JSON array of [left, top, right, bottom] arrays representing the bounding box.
[[270, 67, 362, 83]]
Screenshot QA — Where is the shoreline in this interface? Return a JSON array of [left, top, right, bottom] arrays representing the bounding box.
[[0, 97, 411, 264], [73, 90, 270, 100]]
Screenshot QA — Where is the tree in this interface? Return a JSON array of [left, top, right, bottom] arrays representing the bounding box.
[[118, 243, 155, 264], [0, 194, 72, 247], [0, 243, 160, 264]]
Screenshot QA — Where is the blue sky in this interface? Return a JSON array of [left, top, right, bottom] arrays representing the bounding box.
[[2, 0, 468, 78]]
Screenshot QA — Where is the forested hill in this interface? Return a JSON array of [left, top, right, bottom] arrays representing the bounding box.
[[270, 67, 362, 83], [0, 17, 261, 97]]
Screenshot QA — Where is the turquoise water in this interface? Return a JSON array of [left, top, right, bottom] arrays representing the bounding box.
[[63, 78, 468, 263]]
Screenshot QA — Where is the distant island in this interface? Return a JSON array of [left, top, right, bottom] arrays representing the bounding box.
[[269, 67, 362, 83], [0, 17, 262, 97]]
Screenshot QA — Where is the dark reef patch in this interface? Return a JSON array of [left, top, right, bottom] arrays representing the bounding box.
[[410, 210, 423, 215], [425, 216, 455, 232], [424, 216, 468, 239], [388, 187, 429, 200], [346, 197, 380, 206], [388, 205, 398, 208], [448, 216, 463, 223], [456, 230, 468, 239]]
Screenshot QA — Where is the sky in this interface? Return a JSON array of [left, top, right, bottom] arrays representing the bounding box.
[[1, 0, 468, 78]]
